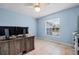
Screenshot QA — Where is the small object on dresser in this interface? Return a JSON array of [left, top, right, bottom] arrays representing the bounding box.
[[0, 36, 5, 40]]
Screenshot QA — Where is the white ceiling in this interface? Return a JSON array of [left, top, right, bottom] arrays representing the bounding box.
[[0, 3, 79, 18]]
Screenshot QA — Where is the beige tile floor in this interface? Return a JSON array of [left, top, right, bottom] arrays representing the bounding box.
[[26, 39, 75, 55]]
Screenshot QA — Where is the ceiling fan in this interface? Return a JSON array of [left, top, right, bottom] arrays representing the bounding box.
[[24, 3, 49, 12]]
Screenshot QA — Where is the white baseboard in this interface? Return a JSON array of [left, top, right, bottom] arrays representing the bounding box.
[[35, 36, 73, 47]]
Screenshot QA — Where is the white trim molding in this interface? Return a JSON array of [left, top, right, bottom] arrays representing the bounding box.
[[35, 36, 73, 47]]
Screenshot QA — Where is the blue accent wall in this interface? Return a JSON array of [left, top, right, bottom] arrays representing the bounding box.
[[0, 8, 37, 36], [37, 6, 79, 44]]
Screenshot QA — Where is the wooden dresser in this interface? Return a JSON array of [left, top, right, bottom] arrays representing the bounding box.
[[0, 36, 34, 55]]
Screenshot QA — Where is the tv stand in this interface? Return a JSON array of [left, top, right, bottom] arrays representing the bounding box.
[[0, 36, 34, 55]]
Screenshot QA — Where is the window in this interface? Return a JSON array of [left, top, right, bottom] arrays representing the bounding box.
[[45, 18, 60, 36]]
